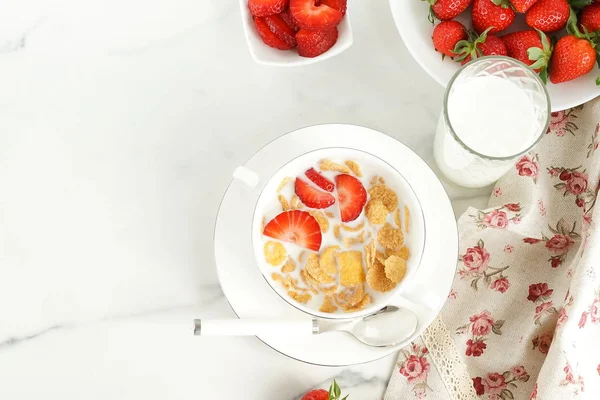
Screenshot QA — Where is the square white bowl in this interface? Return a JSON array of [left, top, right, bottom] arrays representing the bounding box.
[[239, 0, 353, 66]]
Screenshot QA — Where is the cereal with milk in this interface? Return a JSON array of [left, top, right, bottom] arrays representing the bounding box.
[[256, 153, 415, 315]]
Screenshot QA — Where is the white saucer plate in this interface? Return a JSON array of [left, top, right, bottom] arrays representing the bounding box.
[[214, 124, 458, 366]]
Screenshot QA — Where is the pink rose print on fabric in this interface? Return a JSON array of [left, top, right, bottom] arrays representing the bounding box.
[[493, 187, 503, 197], [448, 289, 457, 300], [530, 383, 538, 400], [515, 153, 540, 183], [537, 199, 547, 216], [527, 283, 558, 325], [557, 294, 574, 328], [548, 165, 595, 211], [587, 123, 599, 158], [457, 240, 511, 292], [532, 332, 553, 354], [597, 364, 600, 376], [472, 367, 530, 399], [579, 288, 600, 328], [546, 108, 580, 136], [456, 310, 504, 357], [560, 360, 585, 395], [503, 245, 513, 253], [471, 204, 522, 230], [397, 343, 431, 398], [522, 218, 580, 269]]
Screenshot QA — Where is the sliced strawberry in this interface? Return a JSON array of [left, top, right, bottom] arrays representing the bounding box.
[[253, 17, 294, 50], [264, 15, 297, 47], [289, 0, 343, 30], [296, 28, 338, 58], [320, 0, 347, 15], [248, 0, 288, 17], [295, 177, 336, 209], [280, 9, 300, 32], [335, 174, 367, 223], [305, 168, 335, 192], [263, 210, 322, 251]]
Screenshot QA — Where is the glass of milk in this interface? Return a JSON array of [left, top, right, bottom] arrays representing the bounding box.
[[434, 56, 550, 188]]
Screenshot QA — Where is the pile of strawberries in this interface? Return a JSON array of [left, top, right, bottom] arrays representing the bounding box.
[[429, 0, 600, 84], [248, 0, 347, 58]]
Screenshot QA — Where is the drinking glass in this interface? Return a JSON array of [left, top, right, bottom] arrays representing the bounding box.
[[433, 56, 550, 188]]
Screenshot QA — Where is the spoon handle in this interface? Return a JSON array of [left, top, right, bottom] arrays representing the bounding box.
[[194, 319, 317, 336]]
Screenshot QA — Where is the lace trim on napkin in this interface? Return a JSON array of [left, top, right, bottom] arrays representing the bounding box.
[[422, 316, 479, 400]]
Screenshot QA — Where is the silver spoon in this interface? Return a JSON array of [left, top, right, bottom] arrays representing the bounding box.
[[194, 306, 418, 347]]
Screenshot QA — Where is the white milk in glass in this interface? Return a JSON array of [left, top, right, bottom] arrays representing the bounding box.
[[434, 57, 548, 188]]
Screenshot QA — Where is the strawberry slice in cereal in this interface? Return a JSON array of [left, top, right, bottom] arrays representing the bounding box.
[[335, 174, 367, 223], [294, 178, 336, 209], [263, 210, 322, 251]]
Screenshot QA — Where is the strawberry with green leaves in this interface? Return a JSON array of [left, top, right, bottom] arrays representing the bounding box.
[[502, 29, 552, 81], [302, 380, 349, 400], [454, 28, 508, 64], [580, 3, 600, 32], [424, 0, 473, 22], [472, 0, 516, 34], [548, 10, 600, 83], [432, 20, 468, 57], [525, 0, 571, 32]]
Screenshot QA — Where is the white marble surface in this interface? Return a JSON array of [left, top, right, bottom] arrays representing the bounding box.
[[0, 0, 490, 398]]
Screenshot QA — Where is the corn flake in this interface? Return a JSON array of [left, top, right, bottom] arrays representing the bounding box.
[[336, 284, 364, 307], [276, 177, 293, 193], [319, 159, 350, 174], [321, 284, 339, 294], [278, 194, 290, 211], [320, 246, 339, 275], [337, 251, 366, 286], [281, 257, 296, 273], [308, 210, 330, 233], [369, 185, 398, 212], [289, 290, 311, 304], [366, 199, 388, 225], [306, 253, 335, 284], [364, 239, 376, 270], [384, 255, 407, 283], [344, 231, 365, 248], [369, 176, 379, 186], [264, 241, 287, 266], [342, 221, 365, 232], [344, 293, 373, 313], [345, 160, 363, 177], [377, 223, 404, 250], [394, 208, 401, 228], [375, 250, 386, 265], [366, 260, 397, 292], [300, 269, 320, 295], [298, 251, 306, 263], [334, 224, 341, 239], [319, 295, 338, 313], [387, 246, 410, 260], [379, 177, 385, 184], [291, 195, 300, 209], [404, 205, 410, 233], [325, 211, 335, 218]]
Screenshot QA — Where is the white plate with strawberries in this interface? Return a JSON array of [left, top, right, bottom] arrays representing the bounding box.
[[214, 124, 458, 365], [240, 0, 352, 65], [389, 0, 600, 111]]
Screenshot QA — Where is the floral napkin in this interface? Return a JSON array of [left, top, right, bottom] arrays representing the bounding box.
[[385, 98, 600, 400]]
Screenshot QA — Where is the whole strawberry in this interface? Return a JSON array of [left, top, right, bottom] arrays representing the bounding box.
[[511, 0, 539, 12], [580, 3, 600, 32], [549, 34, 597, 83], [455, 28, 508, 64], [501, 29, 551, 80], [525, 0, 570, 32], [472, 0, 516, 34], [432, 20, 468, 57], [426, 0, 473, 21], [301, 380, 348, 400]]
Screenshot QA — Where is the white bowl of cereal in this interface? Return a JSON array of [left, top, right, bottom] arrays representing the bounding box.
[[244, 147, 426, 320]]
